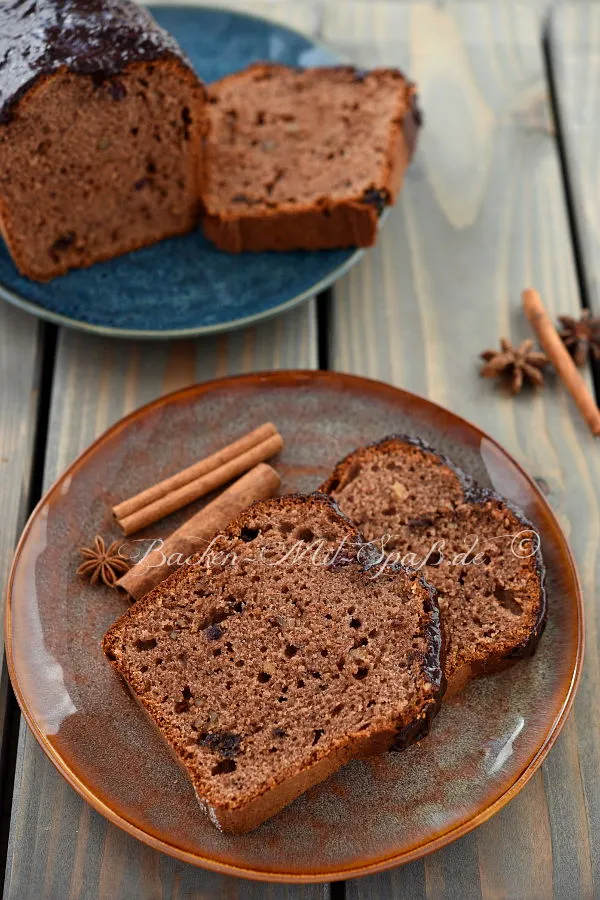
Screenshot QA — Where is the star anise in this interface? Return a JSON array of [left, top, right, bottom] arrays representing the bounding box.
[[557, 310, 600, 367], [77, 535, 130, 588], [480, 338, 549, 394]]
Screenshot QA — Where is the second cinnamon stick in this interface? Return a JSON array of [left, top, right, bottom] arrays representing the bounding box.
[[117, 462, 280, 601], [113, 422, 278, 522], [117, 431, 283, 535]]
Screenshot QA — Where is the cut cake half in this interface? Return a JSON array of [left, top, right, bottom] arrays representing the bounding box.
[[0, 0, 205, 281]]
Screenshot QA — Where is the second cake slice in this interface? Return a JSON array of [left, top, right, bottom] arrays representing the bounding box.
[[321, 437, 546, 695], [202, 63, 420, 252]]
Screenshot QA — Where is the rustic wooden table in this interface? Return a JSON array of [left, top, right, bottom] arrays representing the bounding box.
[[1, 1, 599, 897]]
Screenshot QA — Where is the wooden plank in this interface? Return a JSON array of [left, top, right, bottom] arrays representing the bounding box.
[[0, 306, 41, 737], [4, 1, 326, 894], [549, 4, 600, 318], [324, 2, 599, 899], [4, 304, 322, 900]]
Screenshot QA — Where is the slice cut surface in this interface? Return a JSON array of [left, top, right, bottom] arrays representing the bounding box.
[[321, 435, 471, 532], [103, 493, 445, 833], [202, 63, 420, 252]]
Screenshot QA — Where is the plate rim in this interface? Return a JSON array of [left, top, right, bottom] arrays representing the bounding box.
[[0, 244, 364, 341], [0, 4, 363, 341], [5, 369, 585, 883]]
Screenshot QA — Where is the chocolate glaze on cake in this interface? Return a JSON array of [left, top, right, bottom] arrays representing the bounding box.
[[0, 0, 190, 124]]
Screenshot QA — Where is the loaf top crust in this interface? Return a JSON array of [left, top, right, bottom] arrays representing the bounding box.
[[0, 0, 192, 123]]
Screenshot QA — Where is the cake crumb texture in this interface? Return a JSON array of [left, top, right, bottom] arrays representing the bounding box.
[[103, 493, 445, 833]]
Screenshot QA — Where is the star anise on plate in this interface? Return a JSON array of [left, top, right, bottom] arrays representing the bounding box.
[[557, 310, 600, 367], [77, 535, 130, 588], [480, 338, 549, 394]]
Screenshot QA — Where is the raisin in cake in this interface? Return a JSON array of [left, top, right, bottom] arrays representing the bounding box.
[[202, 63, 420, 252], [103, 493, 445, 833], [0, 0, 205, 281], [321, 437, 546, 695]]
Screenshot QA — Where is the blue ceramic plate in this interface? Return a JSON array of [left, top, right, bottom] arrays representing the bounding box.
[[0, 6, 360, 339]]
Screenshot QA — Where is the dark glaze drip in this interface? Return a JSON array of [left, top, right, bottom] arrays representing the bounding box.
[[361, 188, 389, 216], [0, 0, 191, 123], [389, 584, 445, 752]]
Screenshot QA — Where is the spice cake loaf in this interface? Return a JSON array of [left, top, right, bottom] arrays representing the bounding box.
[[0, 0, 205, 281], [321, 436, 546, 695], [202, 63, 421, 252], [103, 493, 445, 833]]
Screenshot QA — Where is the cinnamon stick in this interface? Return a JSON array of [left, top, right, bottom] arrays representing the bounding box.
[[113, 422, 278, 522], [116, 431, 283, 535], [117, 462, 280, 601], [522, 288, 600, 436]]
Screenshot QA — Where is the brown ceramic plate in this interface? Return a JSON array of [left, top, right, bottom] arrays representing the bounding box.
[[5, 371, 583, 883]]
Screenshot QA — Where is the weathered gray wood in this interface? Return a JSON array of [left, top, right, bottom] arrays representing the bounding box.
[[324, 3, 599, 899], [4, 303, 321, 900], [3, 3, 324, 895], [0, 305, 40, 736], [550, 4, 600, 319]]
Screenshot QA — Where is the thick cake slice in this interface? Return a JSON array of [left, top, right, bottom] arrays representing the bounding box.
[[103, 494, 445, 834], [0, 0, 205, 281], [202, 63, 420, 252], [321, 437, 546, 695]]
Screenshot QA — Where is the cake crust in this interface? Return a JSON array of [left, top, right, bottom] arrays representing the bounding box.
[[0, 0, 192, 124]]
